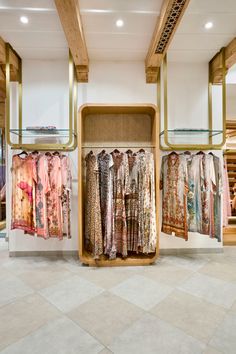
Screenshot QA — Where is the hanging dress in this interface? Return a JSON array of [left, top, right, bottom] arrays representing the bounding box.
[[110, 151, 129, 258], [60, 155, 72, 238], [46, 154, 63, 239], [125, 152, 139, 252], [85, 152, 103, 259], [161, 153, 188, 240], [212, 154, 222, 242], [35, 154, 50, 238], [11, 154, 37, 234]]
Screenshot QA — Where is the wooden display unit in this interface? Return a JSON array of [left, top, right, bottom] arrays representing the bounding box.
[[78, 104, 159, 266]]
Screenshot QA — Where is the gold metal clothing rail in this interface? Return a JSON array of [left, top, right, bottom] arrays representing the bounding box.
[[5, 43, 77, 151], [158, 49, 226, 150]]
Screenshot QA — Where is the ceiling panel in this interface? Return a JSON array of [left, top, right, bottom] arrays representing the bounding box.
[[79, 0, 161, 13], [169, 0, 236, 63]]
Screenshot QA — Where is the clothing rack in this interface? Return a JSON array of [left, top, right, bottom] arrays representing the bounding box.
[[82, 145, 156, 149]]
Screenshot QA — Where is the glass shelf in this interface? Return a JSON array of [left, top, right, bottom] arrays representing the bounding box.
[[10, 129, 75, 138], [160, 129, 223, 149]]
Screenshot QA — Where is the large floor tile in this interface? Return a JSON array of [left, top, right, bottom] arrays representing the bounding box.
[[98, 349, 113, 354], [204, 347, 222, 354], [178, 273, 236, 309], [0, 272, 33, 307], [108, 313, 206, 354], [151, 289, 226, 343], [199, 261, 236, 283], [68, 267, 135, 289], [0, 293, 60, 351], [0, 317, 104, 354], [162, 254, 210, 271], [18, 267, 72, 290], [68, 291, 144, 346], [110, 275, 173, 310], [140, 262, 193, 287], [39, 275, 104, 312], [209, 314, 236, 354]]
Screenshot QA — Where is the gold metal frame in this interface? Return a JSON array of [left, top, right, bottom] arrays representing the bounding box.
[[5, 43, 77, 151], [159, 49, 226, 150]]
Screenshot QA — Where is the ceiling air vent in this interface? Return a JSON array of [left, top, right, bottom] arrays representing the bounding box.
[[155, 0, 187, 54]]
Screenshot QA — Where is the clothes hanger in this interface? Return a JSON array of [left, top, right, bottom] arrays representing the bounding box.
[[138, 148, 145, 153], [169, 151, 178, 156], [184, 151, 191, 155], [112, 149, 120, 154], [17, 150, 28, 157], [196, 151, 204, 155], [53, 151, 60, 156], [126, 149, 133, 154]]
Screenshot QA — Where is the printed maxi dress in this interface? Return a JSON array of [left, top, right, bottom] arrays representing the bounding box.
[[60, 155, 72, 238], [110, 151, 129, 258], [138, 151, 156, 253], [187, 153, 216, 236], [97, 151, 114, 257], [11, 154, 37, 233], [161, 153, 188, 240], [85, 152, 103, 259], [125, 152, 139, 252], [46, 154, 63, 239], [35, 154, 50, 238]]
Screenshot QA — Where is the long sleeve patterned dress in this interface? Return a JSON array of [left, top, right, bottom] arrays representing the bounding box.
[[60, 155, 72, 238], [35, 154, 50, 238], [85, 152, 103, 259], [46, 154, 63, 239], [110, 151, 129, 258], [11, 154, 37, 234], [161, 153, 188, 240]]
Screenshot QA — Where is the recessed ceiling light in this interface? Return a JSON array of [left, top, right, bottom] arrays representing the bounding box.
[[20, 16, 29, 24], [116, 19, 124, 27], [204, 21, 213, 29]]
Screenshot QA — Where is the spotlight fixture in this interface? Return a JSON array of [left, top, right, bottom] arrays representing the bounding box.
[[20, 16, 29, 24], [116, 19, 124, 27], [204, 21, 213, 29]]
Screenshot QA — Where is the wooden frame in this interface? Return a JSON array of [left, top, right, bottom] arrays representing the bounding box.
[[54, 0, 89, 83], [145, 0, 190, 83], [78, 104, 159, 266]]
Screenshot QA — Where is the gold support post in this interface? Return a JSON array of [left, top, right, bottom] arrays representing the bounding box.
[[5, 44, 77, 151]]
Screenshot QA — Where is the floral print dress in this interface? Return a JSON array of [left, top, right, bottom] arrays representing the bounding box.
[[11, 154, 37, 233], [161, 153, 188, 240], [85, 152, 103, 259]]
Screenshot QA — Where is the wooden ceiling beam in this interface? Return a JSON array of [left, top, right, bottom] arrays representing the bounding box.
[[210, 38, 236, 84], [54, 0, 89, 83], [145, 0, 190, 83], [0, 36, 20, 82]]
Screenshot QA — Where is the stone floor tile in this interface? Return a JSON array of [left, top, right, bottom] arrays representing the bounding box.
[[204, 347, 222, 354], [0, 317, 104, 354], [39, 275, 104, 312], [209, 314, 236, 354], [199, 261, 236, 283], [110, 275, 173, 310], [98, 348, 113, 354], [178, 273, 236, 309], [108, 313, 206, 354], [70, 267, 135, 289], [0, 272, 33, 308], [68, 291, 144, 346], [151, 289, 226, 343], [162, 254, 210, 271], [140, 262, 194, 287], [18, 267, 72, 290], [0, 293, 61, 351]]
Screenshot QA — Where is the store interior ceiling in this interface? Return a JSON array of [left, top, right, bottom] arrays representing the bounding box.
[[0, 0, 236, 64]]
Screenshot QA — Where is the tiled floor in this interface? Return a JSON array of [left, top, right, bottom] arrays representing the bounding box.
[[0, 246, 236, 354]]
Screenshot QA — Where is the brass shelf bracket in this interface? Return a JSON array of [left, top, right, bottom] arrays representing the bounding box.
[[158, 49, 226, 151], [5, 43, 77, 151]]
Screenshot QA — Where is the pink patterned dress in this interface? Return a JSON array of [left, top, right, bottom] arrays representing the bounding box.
[[46, 154, 63, 239]]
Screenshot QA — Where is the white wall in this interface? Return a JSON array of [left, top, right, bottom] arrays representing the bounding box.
[[7, 59, 223, 253]]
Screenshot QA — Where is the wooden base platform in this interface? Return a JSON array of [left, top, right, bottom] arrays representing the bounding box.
[[80, 252, 157, 267], [223, 226, 236, 245]]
